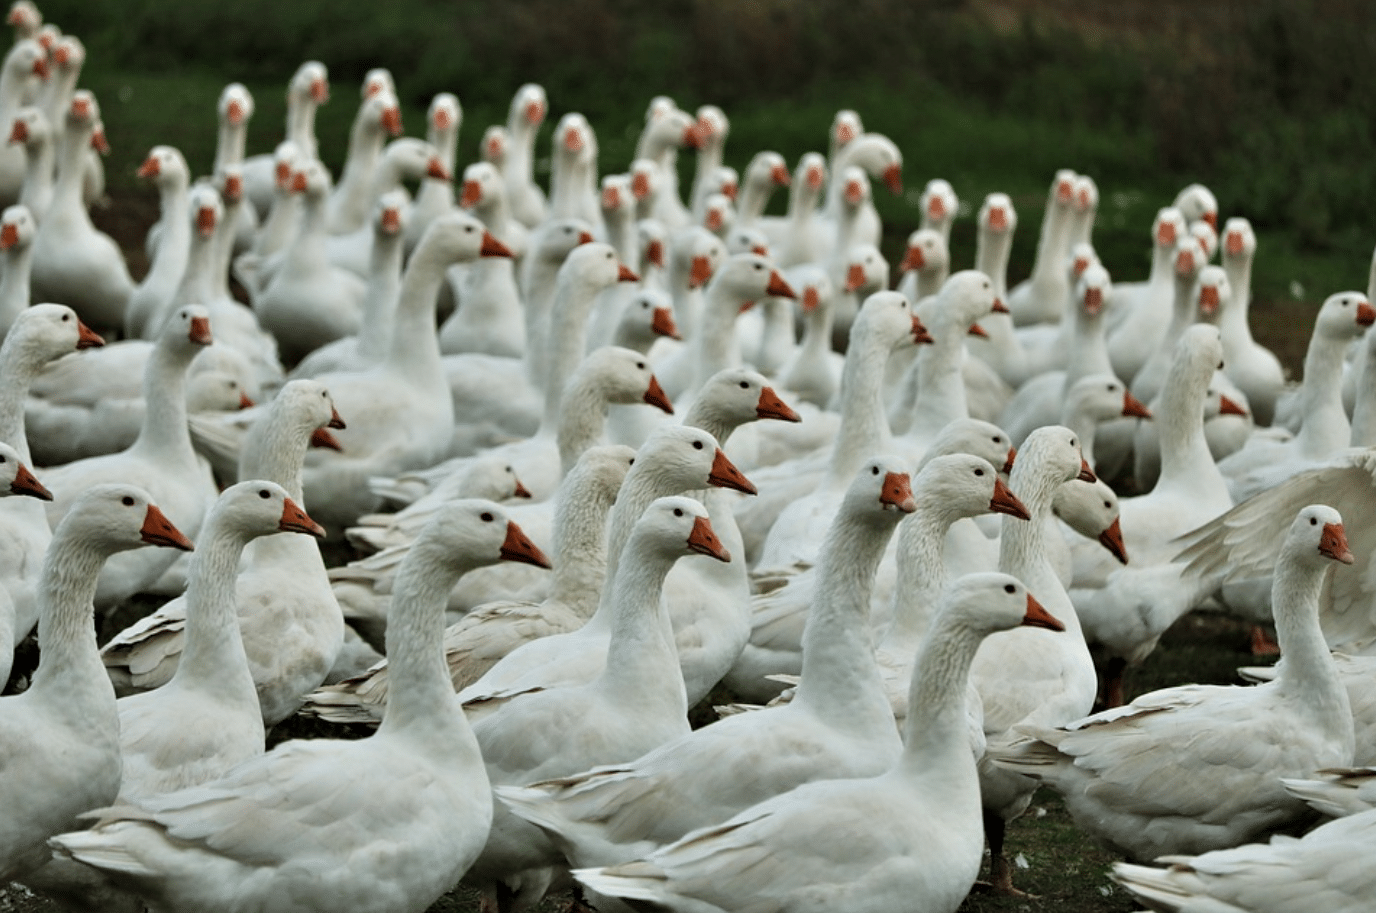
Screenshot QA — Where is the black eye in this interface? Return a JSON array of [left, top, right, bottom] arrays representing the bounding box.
[[122, 496, 135, 506], [1004, 584, 1016, 593], [481, 512, 494, 522], [974, 468, 984, 476], [1103, 500, 1111, 508], [739, 381, 749, 389], [692, 440, 703, 450], [0, 455, 6, 464], [1107, 384, 1115, 391], [1218, 361, 1225, 370], [673, 508, 683, 517], [61, 313, 69, 321], [259, 489, 270, 499], [1310, 517, 1318, 525], [754, 263, 763, 270], [871, 465, 880, 475]]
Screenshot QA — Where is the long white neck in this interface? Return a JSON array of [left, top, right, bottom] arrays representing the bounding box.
[[553, 369, 615, 472], [1272, 555, 1352, 742], [1221, 251, 1254, 346], [882, 506, 958, 653], [131, 340, 199, 466], [18, 132, 53, 215], [999, 459, 1081, 638], [903, 322, 969, 444], [792, 506, 903, 736], [170, 515, 258, 703], [209, 199, 245, 303], [539, 277, 605, 428], [213, 119, 247, 173], [376, 537, 484, 768], [689, 289, 744, 395], [51, 117, 90, 210], [0, 241, 32, 335], [1295, 329, 1353, 458], [827, 325, 896, 482], [545, 471, 617, 618], [595, 538, 687, 715], [383, 235, 451, 391], [1153, 360, 1223, 500], [896, 612, 987, 794], [355, 231, 404, 365]]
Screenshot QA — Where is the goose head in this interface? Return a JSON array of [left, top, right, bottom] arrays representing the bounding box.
[[853, 290, 931, 350], [263, 379, 346, 450], [746, 150, 790, 193], [636, 495, 731, 564], [614, 288, 679, 349], [289, 60, 329, 107], [1173, 182, 1218, 231], [427, 92, 461, 143], [414, 210, 512, 265], [0, 439, 48, 500], [638, 219, 667, 271], [1191, 220, 1218, 261], [136, 146, 189, 189], [480, 124, 508, 167], [700, 191, 735, 237], [1072, 175, 1099, 219], [844, 453, 918, 521], [600, 173, 635, 223], [6, 2, 40, 40], [289, 159, 332, 201], [838, 165, 871, 212], [48, 35, 84, 80], [214, 479, 325, 541], [218, 82, 254, 128], [1314, 290, 1376, 341], [456, 456, 531, 502], [783, 263, 834, 315], [1222, 217, 1256, 264], [928, 269, 999, 339], [159, 305, 214, 358], [372, 187, 409, 240], [1288, 504, 1354, 568], [922, 417, 1018, 476], [1049, 168, 1078, 210], [529, 218, 594, 269], [8, 105, 48, 150], [509, 83, 547, 131], [725, 225, 768, 259], [361, 67, 395, 100], [916, 453, 1028, 523], [1053, 477, 1127, 565], [670, 226, 725, 290], [843, 244, 891, 298], [979, 192, 1012, 236], [899, 228, 947, 278], [4, 39, 45, 84], [1195, 265, 1230, 323], [461, 161, 503, 210], [708, 252, 795, 309], [417, 499, 550, 571], [381, 136, 447, 183], [186, 181, 223, 239], [790, 152, 827, 209], [1017, 424, 1095, 491], [829, 109, 863, 158], [577, 346, 673, 415], [6, 303, 103, 361], [59, 484, 195, 555], [557, 241, 636, 294], [919, 178, 958, 232], [635, 425, 756, 496], [1151, 206, 1189, 254], [940, 572, 1064, 636], [553, 112, 596, 164], [1074, 262, 1113, 322], [698, 367, 800, 426], [630, 159, 662, 213], [0, 202, 35, 252], [838, 133, 901, 195], [357, 88, 403, 139], [1065, 373, 1152, 425]]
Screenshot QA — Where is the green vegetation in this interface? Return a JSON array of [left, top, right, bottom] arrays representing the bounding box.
[[32, 0, 1376, 373]]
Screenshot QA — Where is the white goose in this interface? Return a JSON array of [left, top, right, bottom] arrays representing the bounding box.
[[102, 380, 348, 727], [39, 306, 216, 613], [1106, 206, 1189, 383], [574, 574, 1063, 913], [995, 504, 1356, 862], [0, 304, 103, 679], [323, 87, 403, 235], [463, 496, 730, 911], [48, 502, 548, 913], [502, 83, 548, 229], [0, 484, 192, 882], [494, 456, 917, 872], [110, 482, 324, 803], [1218, 217, 1286, 427], [0, 200, 34, 339], [0, 439, 48, 686], [211, 83, 257, 253], [123, 146, 191, 339], [29, 89, 133, 331], [8, 105, 52, 223], [241, 60, 328, 219], [969, 424, 1097, 894], [300, 212, 512, 532], [1006, 168, 1076, 327], [0, 38, 43, 207], [1113, 806, 1376, 913], [302, 444, 635, 726]]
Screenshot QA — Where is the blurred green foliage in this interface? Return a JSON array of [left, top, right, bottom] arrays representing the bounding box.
[[31, 0, 1376, 352]]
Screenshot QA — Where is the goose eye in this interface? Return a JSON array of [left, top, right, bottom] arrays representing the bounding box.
[[974, 468, 984, 476], [1004, 583, 1016, 593], [259, 489, 270, 499], [673, 508, 683, 517], [1218, 361, 1225, 370], [871, 465, 880, 475], [1310, 516, 1318, 525], [122, 496, 135, 506], [692, 440, 703, 450], [739, 381, 749, 389], [481, 512, 494, 522], [1107, 384, 1115, 391], [1103, 500, 1111, 508], [0, 455, 6, 463], [636, 361, 646, 370]]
